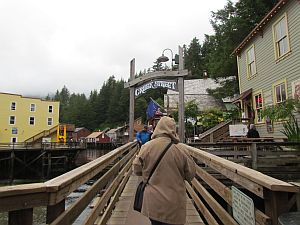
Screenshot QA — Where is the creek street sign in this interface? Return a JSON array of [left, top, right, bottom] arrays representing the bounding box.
[[135, 80, 178, 98]]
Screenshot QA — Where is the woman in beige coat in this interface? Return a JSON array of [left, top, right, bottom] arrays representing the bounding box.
[[133, 116, 196, 225]]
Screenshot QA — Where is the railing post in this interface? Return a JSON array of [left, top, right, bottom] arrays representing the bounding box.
[[250, 143, 257, 170], [9, 208, 33, 225], [264, 190, 289, 225], [46, 199, 65, 224]]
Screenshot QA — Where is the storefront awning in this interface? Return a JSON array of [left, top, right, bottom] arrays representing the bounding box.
[[233, 88, 252, 104]]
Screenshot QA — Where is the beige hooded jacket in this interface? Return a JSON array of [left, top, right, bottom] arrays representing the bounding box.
[[133, 116, 196, 224]]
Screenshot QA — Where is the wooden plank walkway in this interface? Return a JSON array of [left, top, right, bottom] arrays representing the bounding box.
[[103, 175, 204, 225]]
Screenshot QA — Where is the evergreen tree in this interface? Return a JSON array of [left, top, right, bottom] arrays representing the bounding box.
[[184, 38, 204, 78]]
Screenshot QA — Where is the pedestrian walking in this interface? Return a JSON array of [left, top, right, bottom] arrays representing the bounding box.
[[133, 116, 196, 225]]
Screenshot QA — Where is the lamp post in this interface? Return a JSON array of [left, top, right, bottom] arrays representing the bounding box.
[[157, 48, 174, 70]]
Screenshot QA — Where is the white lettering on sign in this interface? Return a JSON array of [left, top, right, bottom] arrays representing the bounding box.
[[232, 186, 255, 225], [135, 80, 177, 97]]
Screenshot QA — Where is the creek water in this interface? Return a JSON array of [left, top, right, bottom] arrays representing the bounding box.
[[0, 149, 109, 225]]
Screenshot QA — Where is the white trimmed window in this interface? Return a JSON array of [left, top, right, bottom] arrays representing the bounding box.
[[48, 105, 53, 113], [247, 45, 256, 78], [253, 93, 263, 123], [9, 116, 16, 125], [12, 127, 18, 134], [274, 81, 287, 104], [273, 14, 290, 59], [11, 137, 17, 143], [11, 102, 16, 111], [29, 116, 35, 125], [30, 103, 36, 112], [47, 117, 53, 126]]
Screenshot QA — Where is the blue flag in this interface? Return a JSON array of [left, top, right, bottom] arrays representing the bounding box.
[[146, 98, 160, 119]]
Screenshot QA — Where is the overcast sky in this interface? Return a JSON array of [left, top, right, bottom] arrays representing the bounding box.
[[0, 0, 229, 97]]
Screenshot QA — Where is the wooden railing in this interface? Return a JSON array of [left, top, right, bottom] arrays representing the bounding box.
[[0, 142, 138, 225], [197, 121, 232, 143], [0, 141, 86, 151], [1, 141, 299, 225], [185, 144, 300, 225], [24, 125, 59, 143]]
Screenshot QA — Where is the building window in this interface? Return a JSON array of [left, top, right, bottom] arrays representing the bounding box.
[[273, 80, 287, 104], [11, 137, 17, 143], [47, 117, 53, 126], [9, 116, 16, 125], [253, 93, 263, 123], [273, 14, 290, 59], [11, 102, 16, 111], [30, 103, 36, 112], [48, 105, 53, 113], [29, 116, 35, 125], [12, 127, 18, 134], [246, 45, 256, 78]]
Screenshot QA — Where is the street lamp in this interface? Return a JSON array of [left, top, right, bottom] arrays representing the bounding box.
[[157, 48, 174, 70]]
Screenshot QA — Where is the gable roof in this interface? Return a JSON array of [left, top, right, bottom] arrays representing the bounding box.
[[233, 0, 290, 55], [167, 78, 221, 95], [86, 131, 104, 138]]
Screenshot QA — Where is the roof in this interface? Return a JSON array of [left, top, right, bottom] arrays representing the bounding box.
[[75, 127, 86, 132], [86, 131, 104, 138], [0, 92, 59, 102], [233, 0, 289, 55], [107, 128, 118, 134], [233, 88, 252, 103], [167, 78, 221, 95]]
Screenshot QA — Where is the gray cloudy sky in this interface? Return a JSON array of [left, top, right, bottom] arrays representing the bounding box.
[[0, 0, 228, 97]]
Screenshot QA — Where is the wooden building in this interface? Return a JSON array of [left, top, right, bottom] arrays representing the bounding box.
[[85, 131, 110, 143], [0, 92, 59, 143], [73, 127, 91, 142], [232, 0, 300, 138]]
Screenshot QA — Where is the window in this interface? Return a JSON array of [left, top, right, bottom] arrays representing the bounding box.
[[11, 102, 16, 111], [247, 45, 256, 78], [9, 116, 15, 125], [253, 93, 263, 123], [29, 116, 35, 125], [47, 117, 53, 126], [11, 137, 17, 143], [12, 127, 18, 134], [48, 105, 53, 113], [273, 80, 287, 104], [30, 103, 36, 112], [273, 14, 290, 59]]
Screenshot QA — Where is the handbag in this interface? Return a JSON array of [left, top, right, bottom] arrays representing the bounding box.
[[133, 141, 173, 212]]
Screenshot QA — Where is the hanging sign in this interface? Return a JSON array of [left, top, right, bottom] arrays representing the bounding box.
[[135, 80, 178, 98]]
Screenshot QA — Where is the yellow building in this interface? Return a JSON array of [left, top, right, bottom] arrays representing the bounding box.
[[0, 92, 60, 143]]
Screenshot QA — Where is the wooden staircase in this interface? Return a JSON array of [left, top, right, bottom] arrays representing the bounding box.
[[198, 120, 232, 142], [24, 125, 58, 143]]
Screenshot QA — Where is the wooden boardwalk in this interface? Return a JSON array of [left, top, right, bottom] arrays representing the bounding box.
[[103, 175, 204, 225]]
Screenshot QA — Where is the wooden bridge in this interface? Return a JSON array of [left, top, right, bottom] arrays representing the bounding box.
[[0, 141, 299, 225]]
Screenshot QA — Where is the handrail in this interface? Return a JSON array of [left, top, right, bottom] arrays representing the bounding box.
[[185, 144, 300, 225], [24, 125, 58, 143], [0, 141, 138, 225]]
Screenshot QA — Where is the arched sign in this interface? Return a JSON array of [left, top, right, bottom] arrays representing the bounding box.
[[125, 46, 187, 142], [135, 80, 178, 98]]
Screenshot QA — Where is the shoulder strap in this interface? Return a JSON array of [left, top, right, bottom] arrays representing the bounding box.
[[146, 141, 173, 184]]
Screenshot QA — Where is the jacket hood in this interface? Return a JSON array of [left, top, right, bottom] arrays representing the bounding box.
[[152, 116, 179, 143]]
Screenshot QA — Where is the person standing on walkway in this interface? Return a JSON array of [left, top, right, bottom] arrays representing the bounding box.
[[136, 125, 152, 147], [247, 124, 260, 138], [133, 116, 196, 225]]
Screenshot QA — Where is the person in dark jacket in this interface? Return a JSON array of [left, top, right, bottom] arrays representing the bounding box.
[[136, 125, 151, 146], [247, 124, 260, 138]]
